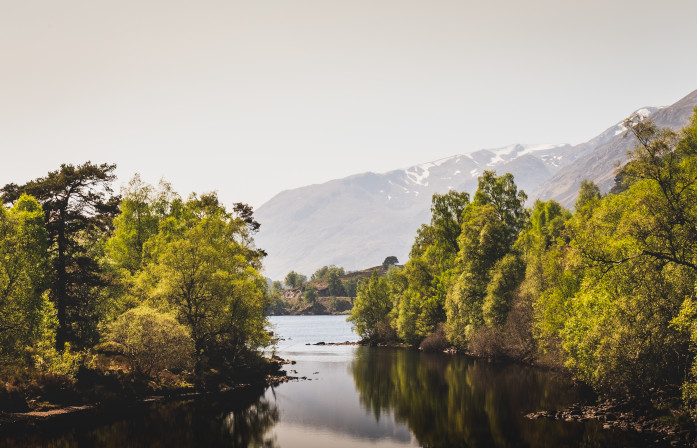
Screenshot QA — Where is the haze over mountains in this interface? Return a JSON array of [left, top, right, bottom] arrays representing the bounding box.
[[256, 89, 697, 280]]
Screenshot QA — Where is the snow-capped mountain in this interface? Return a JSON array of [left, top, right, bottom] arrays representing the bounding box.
[[255, 143, 572, 280], [532, 90, 697, 206], [255, 89, 697, 280]]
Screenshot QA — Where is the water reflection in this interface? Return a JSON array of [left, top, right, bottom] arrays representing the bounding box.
[[3, 388, 279, 448], [2, 315, 664, 447], [350, 347, 643, 448]]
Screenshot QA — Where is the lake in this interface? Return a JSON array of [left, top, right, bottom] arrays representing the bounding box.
[[2, 315, 665, 447]]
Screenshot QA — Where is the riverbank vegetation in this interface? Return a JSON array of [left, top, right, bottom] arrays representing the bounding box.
[[349, 109, 697, 416], [0, 166, 276, 411]]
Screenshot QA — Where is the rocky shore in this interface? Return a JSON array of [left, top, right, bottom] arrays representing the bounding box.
[[0, 355, 292, 435], [306, 340, 360, 346], [525, 395, 696, 447]]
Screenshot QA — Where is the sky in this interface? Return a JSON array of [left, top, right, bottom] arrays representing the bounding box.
[[2, 0, 697, 209]]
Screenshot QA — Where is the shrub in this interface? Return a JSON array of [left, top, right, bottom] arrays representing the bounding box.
[[419, 324, 448, 353], [106, 305, 194, 378]]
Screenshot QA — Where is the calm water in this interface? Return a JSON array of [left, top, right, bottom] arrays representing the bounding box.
[[2, 315, 664, 447]]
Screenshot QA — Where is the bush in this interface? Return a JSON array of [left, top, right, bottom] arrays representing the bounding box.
[[303, 287, 318, 304], [419, 324, 448, 353], [468, 326, 504, 358], [373, 321, 398, 344], [106, 305, 194, 378]]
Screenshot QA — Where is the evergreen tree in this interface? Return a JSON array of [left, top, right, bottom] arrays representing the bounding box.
[[2, 162, 119, 350]]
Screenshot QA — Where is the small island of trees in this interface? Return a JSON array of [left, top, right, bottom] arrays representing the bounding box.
[[0, 166, 275, 412]]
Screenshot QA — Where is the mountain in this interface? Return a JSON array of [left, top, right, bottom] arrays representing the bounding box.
[[533, 89, 697, 206], [255, 89, 697, 280], [255, 143, 572, 280]]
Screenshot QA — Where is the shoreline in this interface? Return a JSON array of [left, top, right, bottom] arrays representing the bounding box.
[[0, 354, 293, 435], [352, 342, 697, 447], [525, 395, 696, 447], [0, 376, 285, 436]]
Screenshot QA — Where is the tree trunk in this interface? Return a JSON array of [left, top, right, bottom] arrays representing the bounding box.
[[55, 208, 68, 351]]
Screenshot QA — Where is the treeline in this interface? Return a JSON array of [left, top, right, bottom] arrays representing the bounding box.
[[266, 265, 364, 314], [0, 165, 270, 395], [349, 109, 697, 412]]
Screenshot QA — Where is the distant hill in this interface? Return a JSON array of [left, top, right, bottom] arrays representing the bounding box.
[[255, 89, 697, 280], [267, 265, 393, 316]]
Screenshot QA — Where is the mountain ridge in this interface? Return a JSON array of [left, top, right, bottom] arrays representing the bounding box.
[[256, 89, 697, 280]]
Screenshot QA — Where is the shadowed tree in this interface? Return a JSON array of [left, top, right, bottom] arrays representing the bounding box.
[[1, 162, 119, 350]]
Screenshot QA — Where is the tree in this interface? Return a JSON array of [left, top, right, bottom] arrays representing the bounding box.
[[513, 199, 572, 355], [284, 271, 307, 289], [106, 175, 176, 274], [546, 112, 697, 395], [1, 162, 119, 350], [445, 172, 527, 348], [482, 252, 525, 327], [303, 286, 318, 304], [382, 256, 399, 269], [391, 190, 470, 344], [270, 281, 284, 297], [327, 270, 345, 297], [575, 180, 601, 211], [142, 193, 269, 377], [0, 195, 48, 367], [429, 191, 471, 262], [445, 205, 510, 346], [348, 270, 392, 341], [343, 279, 358, 298], [310, 265, 345, 282], [471, 171, 528, 244]]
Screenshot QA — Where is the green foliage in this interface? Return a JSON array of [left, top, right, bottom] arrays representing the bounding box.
[[446, 171, 527, 348], [99, 179, 271, 384], [106, 305, 194, 378], [382, 256, 399, 269], [310, 265, 345, 282], [327, 270, 345, 297], [345, 109, 697, 412], [672, 296, 697, 418], [139, 193, 270, 375], [389, 190, 471, 345], [472, 171, 528, 239], [514, 199, 573, 355], [303, 286, 318, 304], [31, 294, 84, 377], [106, 175, 175, 274], [574, 180, 601, 211], [270, 281, 284, 297], [0, 169, 274, 390], [483, 252, 525, 327], [539, 110, 697, 395], [343, 279, 358, 298], [284, 271, 307, 289], [0, 195, 47, 367], [348, 271, 392, 341], [2, 162, 119, 350]]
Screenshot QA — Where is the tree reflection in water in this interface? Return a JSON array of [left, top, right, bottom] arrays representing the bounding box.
[[2, 388, 279, 448], [351, 347, 641, 448]]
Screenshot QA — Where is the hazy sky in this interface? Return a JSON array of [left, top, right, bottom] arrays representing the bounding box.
[[2, 0, 696, 208]]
